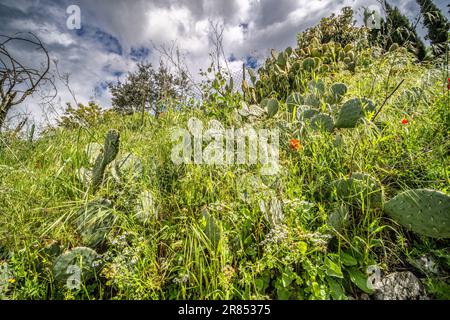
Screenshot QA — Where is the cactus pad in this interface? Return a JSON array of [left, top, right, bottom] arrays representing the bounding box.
[[286, 93, 304, 113], [384, 189, 450, 238], [135, 190, 159, 224], [92, 130, 120, 192], [304, 93, 321, 108], [111, 153, 143, 184], [310, 113, 335, 132], [53, 247, 100, 284], [102, 130, 120, 164], [75, 199, 115, 248], [297, 107, 319, 121], [308, 79, 325, 96], [266, 99, 279, 118], [332, 173, 383, 207], [335, 98, 375, 128], [302, 58, 315, 71], [329, 83, 348, 103], [85, 143, 102, 165]]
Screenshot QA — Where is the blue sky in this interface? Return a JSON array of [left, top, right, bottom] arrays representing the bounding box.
[[0, 0, 448, 129]]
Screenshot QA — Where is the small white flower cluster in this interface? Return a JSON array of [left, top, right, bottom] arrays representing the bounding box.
[[260, 224, 289, 247], [103, 232, 144, 280], [301, 232, 332, 247], [173, 273, 189, 284]]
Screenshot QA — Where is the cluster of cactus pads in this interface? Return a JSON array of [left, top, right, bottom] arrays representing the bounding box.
[[332, 173, 450, 239], [76, 129, 144, 191], [53, 129, 158, 288], [289, 80, 375, 132], [241, 79, 376, 133], [241, 41, 361, 103], [76, 130, 120, 192]]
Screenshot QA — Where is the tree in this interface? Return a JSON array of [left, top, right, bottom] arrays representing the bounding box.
[[108, 61, 189, 117], [0, 32, 54, 129], [416, 0, 449, 56], [58, 101, 104, 129], [297, 7, 366, 49], [381, 1, 427, 60]]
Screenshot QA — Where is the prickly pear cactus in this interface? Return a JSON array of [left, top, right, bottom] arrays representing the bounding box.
[[202, 208, 221, 249], [384, 189, 450, 238], [240, 102, 266, 121], [111, 153, 143, 184], [238, 101, 250, 117], [327, 202, 350, 233], [52, 247, 101, 285], [42, 240, 63, 259], [310, 113, 335, 132], [286, 93, 304, 113], [277, 52, 287, 68], [297, 107, 319, 121], [308, 79, 325, 96], [266, 99, 279, 118], [304, 93, 321, 108], [302, 58, 315, 72], [92, 130, 120, 193], [75, 199, 115, 248], [332, 173, 383, 207], [85, 142, 102, 165], [328, 83, 348, 103], [134, 190, 159, 224], [248, 104, 266, 118], [75, 167, 92, 186], [102, 130, 120, 164], [335, 98, 375, 128], [75, 142, 103, 186]]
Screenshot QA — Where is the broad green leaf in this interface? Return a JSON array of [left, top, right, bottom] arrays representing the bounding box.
[[326, 277, 347, 300], [348, 267, 373, 294], [340, 251, 357, 266], [324, 257, 344, 278]]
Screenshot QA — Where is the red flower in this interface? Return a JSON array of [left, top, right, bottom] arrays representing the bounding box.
[[447, 78, 450, 90], [401, 118, 409, 125], [289, 139, 301, 150]]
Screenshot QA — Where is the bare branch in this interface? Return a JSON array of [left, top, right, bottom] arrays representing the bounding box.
[[0, 32, 55, 129]]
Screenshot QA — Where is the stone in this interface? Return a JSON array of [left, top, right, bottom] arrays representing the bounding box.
[[373, 271, 428, 300]]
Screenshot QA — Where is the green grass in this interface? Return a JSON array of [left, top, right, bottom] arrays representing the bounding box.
[[0, 48, 449, 300]]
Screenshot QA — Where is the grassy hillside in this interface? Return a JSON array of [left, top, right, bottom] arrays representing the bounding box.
[[0, 16, 449, 300]]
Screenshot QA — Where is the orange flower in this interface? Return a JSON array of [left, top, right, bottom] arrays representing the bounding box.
[[401, 118, 409, 125], [289, 138, 301, 150]]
